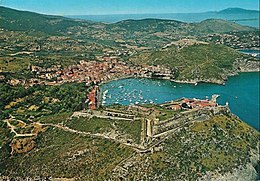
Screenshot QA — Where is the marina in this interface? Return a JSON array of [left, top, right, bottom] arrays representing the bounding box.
[[101, 72, 260, 130]]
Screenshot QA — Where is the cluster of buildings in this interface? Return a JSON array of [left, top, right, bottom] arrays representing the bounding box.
[[33, 59, 174, 86], [28, 58, 176, 110], [199, 32, 259, 49], [165, 98, 217, 111]]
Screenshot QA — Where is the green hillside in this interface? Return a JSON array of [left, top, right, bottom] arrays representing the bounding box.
[[0, 6, 256, 37], [0, 6, 258, 82], [0, 6, 91, 35], [130, 42, 242, 83], [191, 19, 256, 35], [0, 105, 258, 180], [0, 6, 259, 180], [106, 18, 187, 32]]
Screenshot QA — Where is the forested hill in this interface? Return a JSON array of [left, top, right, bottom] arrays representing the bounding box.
[[0, 6, 256, 36], [0, 6, 93, 35]]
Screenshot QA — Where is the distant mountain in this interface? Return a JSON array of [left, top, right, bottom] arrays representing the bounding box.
[[0, 6, 258, 81], [106, 18, 256, 35], [217, 8, 259, 14], [0, 6, 257, 37]]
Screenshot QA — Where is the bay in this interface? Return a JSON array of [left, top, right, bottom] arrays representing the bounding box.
[[101, 72, 260, 130]]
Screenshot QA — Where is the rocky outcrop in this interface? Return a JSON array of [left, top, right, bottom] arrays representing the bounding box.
[[10, 138, 36, 154], [199, 163, 258, 181], [199, 142, 259, 181]]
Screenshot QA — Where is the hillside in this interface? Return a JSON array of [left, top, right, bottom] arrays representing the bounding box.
[[0, 6, 257, 37], [0, 6, 258, 80], [130, 40, 248, 84], [0, 102, 259, 180], [0, 6, 259, 180], [106, 18, 257, 48], [191, 19, 256, 35], [0, 6, 93, 35], [106, 18, 187, 32]]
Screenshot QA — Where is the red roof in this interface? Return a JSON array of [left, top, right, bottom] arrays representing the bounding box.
[[88, 88, 97, 110]]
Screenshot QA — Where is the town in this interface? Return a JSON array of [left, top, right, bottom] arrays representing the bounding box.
[[28, 58, 175, 110]]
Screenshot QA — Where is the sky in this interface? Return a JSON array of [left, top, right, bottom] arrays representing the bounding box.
[[0, 0, 259, 15]]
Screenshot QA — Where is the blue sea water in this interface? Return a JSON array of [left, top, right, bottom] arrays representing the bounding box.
[[239, 49, 260, 58], [68, 12, 259, 27], [101, 72, 260, 130]]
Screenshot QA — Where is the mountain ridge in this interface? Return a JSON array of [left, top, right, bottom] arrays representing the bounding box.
[[217, 8, 259, 14], [0, 6, 257, 35], [0, 6, 93, 35]]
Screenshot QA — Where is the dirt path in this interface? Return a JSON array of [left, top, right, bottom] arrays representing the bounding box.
[[4, 119, 37, 137], [36, 122, 145, 152]]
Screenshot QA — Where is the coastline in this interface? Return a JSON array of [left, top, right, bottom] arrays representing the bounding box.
[[97, 70, 260, 106], [91, 61, 260, 107], [99, 68, 259, 88], [171, 67, 260, 85]]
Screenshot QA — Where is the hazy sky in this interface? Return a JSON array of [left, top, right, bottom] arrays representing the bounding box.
[[0, 0, 259, 15]]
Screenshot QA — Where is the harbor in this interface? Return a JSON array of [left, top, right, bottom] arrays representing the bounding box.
[[100, 72, 260, 130]]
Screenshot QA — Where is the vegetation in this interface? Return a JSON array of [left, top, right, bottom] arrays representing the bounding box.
[[36, 112, 72, 124], [0, 6, 93, 35], [64, 116, 142, 144], [0, 82, 87, 121], [0, 6, 258, 75], [0, 100, 259, 180], [0, 128, 134, 179], [162, 115, 259, 179], [191, 19, 255, 35], [106, 18, 187, 33], [0, 6, 259, 180], [130, 43, 242, 82], [112, 115, 259, 180]]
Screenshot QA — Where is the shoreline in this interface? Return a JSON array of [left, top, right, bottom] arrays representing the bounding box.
[[99, 70, 259, 86], [98, 69, 259, 88], [97, 71, 260, 107], [97, 71, 260, 131]]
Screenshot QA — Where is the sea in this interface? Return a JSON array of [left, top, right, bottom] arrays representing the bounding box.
[[73, 12, 260, 129], [68, 12, 259, 27], [239, 49, 260, 58], [100, 72, 260, 130]]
